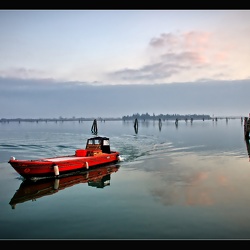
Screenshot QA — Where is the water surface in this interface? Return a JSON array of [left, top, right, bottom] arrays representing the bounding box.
[[0, 118, 249, 240]]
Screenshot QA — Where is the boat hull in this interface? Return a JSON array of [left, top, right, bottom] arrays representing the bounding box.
[[9, 151, 120, 179]]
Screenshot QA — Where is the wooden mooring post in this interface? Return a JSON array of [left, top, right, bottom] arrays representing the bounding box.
[[134, 118, 138, 134], [91, 119, 98, 135], [158, 118, 162, 131], [244, 116, 250, 140]]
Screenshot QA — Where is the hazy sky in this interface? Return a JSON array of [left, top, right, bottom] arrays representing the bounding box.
[[0, 10, 250, 118]]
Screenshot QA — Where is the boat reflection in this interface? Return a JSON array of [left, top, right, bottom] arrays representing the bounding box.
[[9, 164, 120, 209]]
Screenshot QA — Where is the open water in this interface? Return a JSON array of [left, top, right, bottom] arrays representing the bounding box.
[[0, 118, 250, 240]]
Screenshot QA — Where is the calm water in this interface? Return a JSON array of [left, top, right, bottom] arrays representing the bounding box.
[[0, 118, 250, 240]]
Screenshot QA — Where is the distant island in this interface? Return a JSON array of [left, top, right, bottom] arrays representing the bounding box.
[[122, 113, 211, 121], [0, 113, 243, 123]]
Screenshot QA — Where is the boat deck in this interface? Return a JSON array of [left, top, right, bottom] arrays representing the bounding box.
[[45, 156, 84, 162]]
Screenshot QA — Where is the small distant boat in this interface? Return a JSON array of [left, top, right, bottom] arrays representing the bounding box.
[[9, 164, 120, 209], [8, 136, 121, 179]]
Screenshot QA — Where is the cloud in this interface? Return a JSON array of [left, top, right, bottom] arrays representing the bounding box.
[[0, 77, 249, 119], [0, 67, 49, 80], [108, 62, 182, 82], [1, 22, 249, 85], [106, 30, 234, 84]]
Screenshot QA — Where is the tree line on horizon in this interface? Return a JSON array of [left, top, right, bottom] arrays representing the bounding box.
[[122, 112, 211, 120], [0, 112, 213, 122]]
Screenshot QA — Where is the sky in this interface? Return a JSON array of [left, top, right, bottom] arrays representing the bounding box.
[[0, 9, 250, 119]]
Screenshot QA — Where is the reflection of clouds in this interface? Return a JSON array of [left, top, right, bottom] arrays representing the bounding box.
[[217, 175, 229, 186], [147, 154, 249, 207], [192, 172, 209, 183], [187, 189, 213, 206]]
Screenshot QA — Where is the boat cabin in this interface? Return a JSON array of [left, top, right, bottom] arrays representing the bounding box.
[[86, 136, 111, 153], [75, 136, 112, 157]]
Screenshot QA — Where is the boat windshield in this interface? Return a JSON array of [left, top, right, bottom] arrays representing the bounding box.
[[103, 139, 109, 145], [88, 138, 100, 145], [86, 137, 110, 149]]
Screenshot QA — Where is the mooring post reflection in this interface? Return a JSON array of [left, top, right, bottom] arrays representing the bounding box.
[[245, 138, 250, 161]]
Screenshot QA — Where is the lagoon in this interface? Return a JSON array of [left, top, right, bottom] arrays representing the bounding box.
[[0, 118, 250, 240]]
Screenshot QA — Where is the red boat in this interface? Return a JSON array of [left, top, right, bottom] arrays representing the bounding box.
[[9, 164, 120, 209], [8, 136, 121, 179]]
